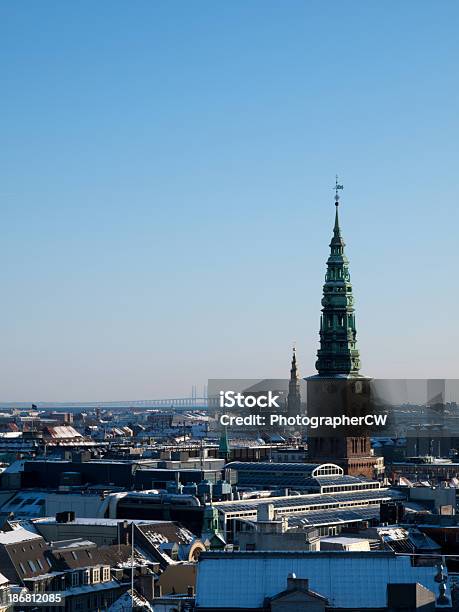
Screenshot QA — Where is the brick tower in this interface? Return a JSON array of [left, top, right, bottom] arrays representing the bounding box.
[[307, 178, 376, 478]]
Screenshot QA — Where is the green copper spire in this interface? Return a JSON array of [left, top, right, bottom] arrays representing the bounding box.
[[218, 427, 230, 461], [315, 179, 361, 377]]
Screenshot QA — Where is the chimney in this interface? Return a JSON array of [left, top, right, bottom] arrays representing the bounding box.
[[287, 573, 296, 590], [437, 582, 450, 606], [286, 574, 309, 592], [55, 511, 75, 524], [136, 574, 155, 601], [257, 503, 275, 522], [121, 521, 129, 545]]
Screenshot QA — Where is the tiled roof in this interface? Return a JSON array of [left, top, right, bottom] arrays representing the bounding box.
[[136, 522, 195, 546], [50, 543, 134, 570], [44, 426, 82, 439], [109, 588, 153, 612]]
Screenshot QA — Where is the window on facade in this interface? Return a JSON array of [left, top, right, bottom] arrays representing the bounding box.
[[72, 572, 79, 586], [28, 560, 37, 572], [92, 568, 100, 583], [102, 567, 110, 582]]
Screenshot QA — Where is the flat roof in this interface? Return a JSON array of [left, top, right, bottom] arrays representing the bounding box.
[[213, 488, 403, 515], [320, 536, 371, 544], [226, 462, 321, 471], [34, 517, 170, 526]]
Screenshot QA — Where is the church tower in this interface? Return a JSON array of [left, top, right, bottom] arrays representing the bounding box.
[[307, 179, 376, 478], [315, 180, 360, 376], [287, 347, 301, 418]]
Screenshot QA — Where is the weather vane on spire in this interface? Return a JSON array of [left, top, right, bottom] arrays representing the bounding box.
[[334, 175, 344, 205]]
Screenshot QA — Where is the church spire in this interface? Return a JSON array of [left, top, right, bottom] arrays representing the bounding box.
[[290, 346, 298, 379], [287, 346, 301, 417], [334, 205, 340, 234], [315, 178, 361, 377], [332, 175, 344, 240]]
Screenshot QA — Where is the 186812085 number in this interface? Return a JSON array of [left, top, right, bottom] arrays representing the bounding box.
[[8, 592, 63, 606]]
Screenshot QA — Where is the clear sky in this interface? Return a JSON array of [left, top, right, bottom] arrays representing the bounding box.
[[1, 1, 458, 402]]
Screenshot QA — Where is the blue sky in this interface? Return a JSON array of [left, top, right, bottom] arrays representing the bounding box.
[[1, 1, 458, 401]]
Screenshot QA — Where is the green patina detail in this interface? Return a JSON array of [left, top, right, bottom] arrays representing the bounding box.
[[218, 427, 230, 459], [315, 195, 361, 377]]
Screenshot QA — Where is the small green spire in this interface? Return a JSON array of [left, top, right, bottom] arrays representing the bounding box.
[[218, 427, 230, 460]]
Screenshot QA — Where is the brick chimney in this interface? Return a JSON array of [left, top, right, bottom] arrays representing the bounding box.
[[286, 574, 309, 592]]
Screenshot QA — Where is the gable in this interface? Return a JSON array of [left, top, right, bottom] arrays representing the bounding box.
[[271, 588, 327, 612], [272, 589, 325, 604]]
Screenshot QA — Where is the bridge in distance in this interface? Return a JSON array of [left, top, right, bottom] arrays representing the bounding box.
[[0, 397, 212, 412]]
